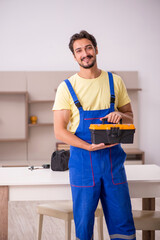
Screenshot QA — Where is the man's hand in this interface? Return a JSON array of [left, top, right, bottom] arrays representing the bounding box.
[[87, 143, 118, 151], [100, 103, 133, 124], [100, 112, 122, 124]]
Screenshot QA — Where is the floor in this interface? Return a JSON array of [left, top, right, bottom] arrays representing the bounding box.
[[8, 199, 160, 240]]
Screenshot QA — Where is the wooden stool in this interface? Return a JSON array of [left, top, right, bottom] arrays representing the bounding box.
[[37, 200, 104, 240], [133, 210, 160, 230]]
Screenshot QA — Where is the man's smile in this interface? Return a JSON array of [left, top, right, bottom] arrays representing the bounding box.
[[81, 55, 93, 62]]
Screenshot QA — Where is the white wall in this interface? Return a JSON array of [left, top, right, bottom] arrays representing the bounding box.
[[0, 0, 160, 165]]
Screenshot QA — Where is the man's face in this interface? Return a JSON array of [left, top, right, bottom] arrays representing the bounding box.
[[73, 38, 98, 69]]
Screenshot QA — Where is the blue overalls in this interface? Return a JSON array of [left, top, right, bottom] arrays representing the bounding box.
[[64, 72, 136, 240]]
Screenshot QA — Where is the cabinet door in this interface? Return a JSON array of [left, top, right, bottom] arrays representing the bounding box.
[[0, 93, 27, 141]]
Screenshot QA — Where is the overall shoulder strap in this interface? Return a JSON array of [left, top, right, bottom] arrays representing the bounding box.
[[108, 72, 115, 111], [64, 79, 82, 109]]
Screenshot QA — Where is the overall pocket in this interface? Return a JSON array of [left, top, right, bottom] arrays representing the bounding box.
[[69, 146, 95, 187], [109, 145, 127, 185]]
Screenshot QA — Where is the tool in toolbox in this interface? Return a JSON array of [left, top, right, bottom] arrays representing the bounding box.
[[89, 118, 135, 144]]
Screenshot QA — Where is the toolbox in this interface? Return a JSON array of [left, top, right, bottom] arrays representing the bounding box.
[[89, 119, 135, 144]]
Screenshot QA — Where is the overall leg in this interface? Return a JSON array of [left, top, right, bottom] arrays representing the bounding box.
[[100, 146, 136, 240], [69, 147, 102, 240], [71, 182, 101, 240], [101, 182, 136, 240]]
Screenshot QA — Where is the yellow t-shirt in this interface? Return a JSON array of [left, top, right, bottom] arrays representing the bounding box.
[[53, 71, 130, 133]]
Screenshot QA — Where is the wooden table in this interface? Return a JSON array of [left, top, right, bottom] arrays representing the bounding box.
[[0, 164, 160, 240]]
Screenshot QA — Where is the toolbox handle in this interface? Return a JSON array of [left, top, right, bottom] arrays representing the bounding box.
[[102, 118, 109, 124], [102, 117, 122, 124]]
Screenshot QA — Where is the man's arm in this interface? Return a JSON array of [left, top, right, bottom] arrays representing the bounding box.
[[100, 103, 133, 124], [54, 109, 117, 151]]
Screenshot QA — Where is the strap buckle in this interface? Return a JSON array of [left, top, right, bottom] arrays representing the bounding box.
[[110, 95, 115, 104], [74, 100, 82, 109]]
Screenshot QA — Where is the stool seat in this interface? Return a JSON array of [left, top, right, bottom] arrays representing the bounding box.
[[37, 200, 103, 240], [37, 201, 74, 221], [133, 210, 160, 230]]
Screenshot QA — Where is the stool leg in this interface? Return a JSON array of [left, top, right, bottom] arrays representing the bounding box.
[[37, 214, 43, 240], [65, 220, 71, 240], [97, 216, 104, 240]]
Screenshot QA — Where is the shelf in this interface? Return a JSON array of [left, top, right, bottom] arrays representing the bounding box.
[[28, 99, 53, 128], [127, 88, 142, 91], [28, 123, 53, 127], [0, 138, 27, 142], [125, 160, 143, 165], [123, 148, 144, 163], [123, 148, 144, 154], [0, 91, 27, 94], [28, 100, 54, 104]]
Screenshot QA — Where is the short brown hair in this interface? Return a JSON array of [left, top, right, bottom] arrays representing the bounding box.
[[69, 30, 97, 54]]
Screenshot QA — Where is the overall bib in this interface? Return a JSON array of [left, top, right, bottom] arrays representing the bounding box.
[[64, 72, 136, 240]]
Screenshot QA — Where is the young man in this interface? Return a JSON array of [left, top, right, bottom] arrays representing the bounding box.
[[53, 30, 136, 240]]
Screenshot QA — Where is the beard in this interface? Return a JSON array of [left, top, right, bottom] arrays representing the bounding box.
[[78, 55, 96, 69]]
